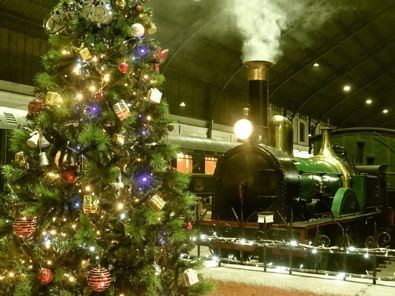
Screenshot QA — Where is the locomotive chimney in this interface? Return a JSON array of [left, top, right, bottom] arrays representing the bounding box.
[[244, 60, 272, 144]]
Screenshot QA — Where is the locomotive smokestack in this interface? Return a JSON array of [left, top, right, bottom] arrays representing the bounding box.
[[244, 60, 272, 143]]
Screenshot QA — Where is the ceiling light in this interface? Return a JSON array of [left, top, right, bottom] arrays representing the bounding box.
[[383, 109, 389, 114], [365, 98, 372, 105], [179, 102, 186, 107], [313, 62, 319, 67], [343, 85, 351, 92]]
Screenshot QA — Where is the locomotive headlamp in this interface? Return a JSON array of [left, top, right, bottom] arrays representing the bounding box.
[[234, 118, 253, 140], [234, 107, 253, 140]]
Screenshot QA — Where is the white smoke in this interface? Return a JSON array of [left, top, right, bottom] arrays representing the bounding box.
[[225, 0, 347, 63]]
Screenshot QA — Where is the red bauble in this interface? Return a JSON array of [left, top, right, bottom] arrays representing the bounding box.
[[38, 268, 53, 285], [185, 221, 193, 231], [118, 62, 129, 74], [94, 91, 105, 102], [88, 267, 111, 292], [136, 5, 142, 11], [61, 169, 77, 184], [13, 217, 37, 238]]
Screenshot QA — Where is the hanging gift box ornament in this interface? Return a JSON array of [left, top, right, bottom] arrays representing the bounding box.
[[147, 88, 162, 104], [150, 63, 160, 74], [79, 47, 93, 61], [13, 217, 37, 238], [147, 193, 166, 212], [37, 268, 54, 285], [28, 98, 45, 116], [39, 152, 50, 167], [113, 100, 131, 121], [94, 90, 105, 102], [182, 269, 199, 286], [26, 131, 50, 149], [130, 23, 145, 38], [83, 194, 99, 214], [46, 91, 63, 106], [87, 267, 111, 292]]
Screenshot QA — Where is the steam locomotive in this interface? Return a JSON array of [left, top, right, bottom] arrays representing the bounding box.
[[206, 61, 395, 249]]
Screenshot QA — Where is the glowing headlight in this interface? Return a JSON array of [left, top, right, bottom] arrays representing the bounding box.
[[234, 119, 253, 140]]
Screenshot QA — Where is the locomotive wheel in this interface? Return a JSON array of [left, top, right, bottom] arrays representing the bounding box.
[[377, 232, 391, 248], [315, 234, 331, 247]]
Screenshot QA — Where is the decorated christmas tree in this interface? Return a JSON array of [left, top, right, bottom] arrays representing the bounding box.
[[0, 0, 210, 295]]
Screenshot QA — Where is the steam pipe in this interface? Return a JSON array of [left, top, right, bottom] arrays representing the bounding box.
[[244, 61, 272, 143]]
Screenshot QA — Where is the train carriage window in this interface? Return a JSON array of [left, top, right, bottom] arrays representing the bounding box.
[[205, 156, 218, 175], [176, 153, 193, 173]]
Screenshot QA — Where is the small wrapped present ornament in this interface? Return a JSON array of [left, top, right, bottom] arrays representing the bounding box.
[[113, 100, 131, 121], [79, 47, 92, 61], [46, 91, 63, 106], [83, 194, 99, 214], [150, 62, 160, 74], [182, 269, 199, 286], [147, 88, 162, 104], [147, 193, 166, 212]]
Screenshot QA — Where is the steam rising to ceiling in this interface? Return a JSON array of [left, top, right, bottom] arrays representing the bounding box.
[[225, 0, 346, 63]]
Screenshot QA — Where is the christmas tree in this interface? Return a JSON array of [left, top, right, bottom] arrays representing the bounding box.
[[0, 0, 210, 295]]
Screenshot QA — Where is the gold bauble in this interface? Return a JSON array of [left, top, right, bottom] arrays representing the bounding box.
[[116, 0, 126, 9]]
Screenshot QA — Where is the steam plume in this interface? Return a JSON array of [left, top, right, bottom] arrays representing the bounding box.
[[225, 0, 346, 63]]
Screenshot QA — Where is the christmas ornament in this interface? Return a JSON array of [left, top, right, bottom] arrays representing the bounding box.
[[61, 168, 78, 184], [87, 267, 111, 292], [113, 133, 125, 145], [83, 0, 113, 24], [147, 193, 166, 212], [150, 62, 160, 74], [46, 91, 63, 106], [115, 0, 126, 8], [39, 151, 50, 167], [13, 217, 37, 238], [130, 23, 145, 38], [148, 23, 157, 35], [43, 9, 73, 34], [15, 151, 29, 169], [185, 221, 193, 231], [153, 263, 161, 276], [79, 48, 93, 61], [81, 259, 90, 269], [147, 88, 162, 104], [113, 100, 130, 121], [94, 90, 105, 102], [28, 98, 45, 116], [154, 47, 169, 64], [44, 170, 61, 184], [26, 131, 50, 149], [136, 4, 142, 12], [83, 194, 99, 214], [37, 268, 53, 285], [182, 269, 199, 286], [118, 61, 129, 73], [54, 149, 77, 168]]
